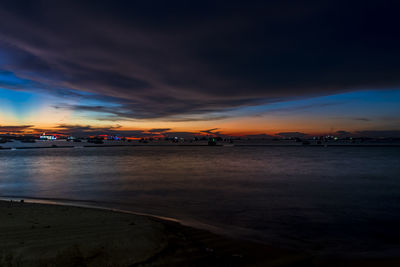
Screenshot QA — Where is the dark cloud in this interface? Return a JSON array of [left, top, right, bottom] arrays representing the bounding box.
[[336, 130, 351, 136], [255, 101, 345, 117], [43, 124, 149, 137], [0, 125, 34, 133], [353, 117, 371, 122], [276, 132, 308, 138], [1, 1, 400, 120], [200, 128, 220, 135], [158, 115, 230, 122], [354, 130, 400, 138], [148, 128, 171, 133], [56, 124, 116, 134], [55, 103, 231, 122], [244, 134, 275, 139], [52, 124, 202, 138]]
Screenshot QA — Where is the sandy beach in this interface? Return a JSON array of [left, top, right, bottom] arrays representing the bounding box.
[[0, 200, 312, 266], [1, 200, 400, 266]]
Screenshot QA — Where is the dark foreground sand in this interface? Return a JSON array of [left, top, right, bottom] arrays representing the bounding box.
[[0, 201, 399, 267]]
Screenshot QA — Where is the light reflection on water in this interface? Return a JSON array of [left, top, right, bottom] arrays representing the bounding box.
[[1, 146, 400, 256]]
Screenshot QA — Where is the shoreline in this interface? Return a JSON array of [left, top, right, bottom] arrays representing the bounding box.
[[1, 200, 400, 266], [0, 196, 182, 224], [1, 139, 400, 150], [0, 144, 400, 151], [0, 199, 311, 266]]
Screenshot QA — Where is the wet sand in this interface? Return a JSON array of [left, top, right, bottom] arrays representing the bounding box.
[[0, 200, 399, 266], [0, 200, 311, 266]]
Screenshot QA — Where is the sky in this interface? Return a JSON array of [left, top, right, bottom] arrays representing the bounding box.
[[0, 1, 400, 138]]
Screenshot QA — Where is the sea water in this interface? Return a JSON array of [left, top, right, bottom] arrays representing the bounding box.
[[1, 146, 399, 257]]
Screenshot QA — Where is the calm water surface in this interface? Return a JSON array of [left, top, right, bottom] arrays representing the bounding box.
[[1, 146, 400, 257]]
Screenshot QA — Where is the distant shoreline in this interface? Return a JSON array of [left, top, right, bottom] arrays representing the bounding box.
[[1, 142, 400, 150]]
